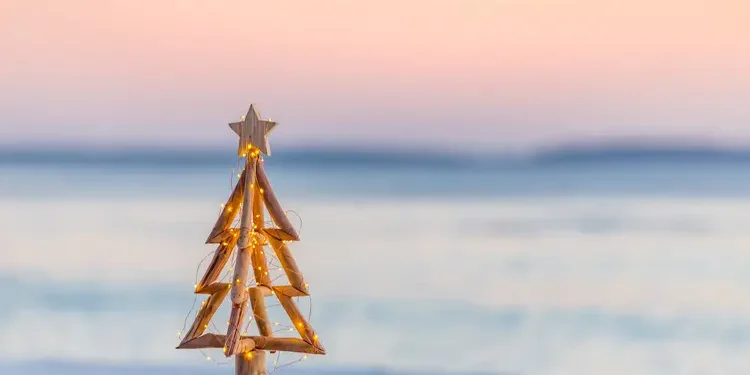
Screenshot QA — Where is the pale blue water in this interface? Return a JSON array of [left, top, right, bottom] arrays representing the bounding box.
[[3, 149, 750, 374]]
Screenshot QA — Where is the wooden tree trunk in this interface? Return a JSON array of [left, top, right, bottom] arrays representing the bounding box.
[[236, 350, 266, 375]]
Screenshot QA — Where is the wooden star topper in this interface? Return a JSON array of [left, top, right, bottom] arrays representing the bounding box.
[[229, 104, 277, 156]]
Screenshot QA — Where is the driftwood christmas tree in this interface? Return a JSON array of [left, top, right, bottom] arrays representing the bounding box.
[[177, 104, 325, 375]]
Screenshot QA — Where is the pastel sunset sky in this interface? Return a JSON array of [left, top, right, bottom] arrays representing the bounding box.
[[1, 0, 749, 151]]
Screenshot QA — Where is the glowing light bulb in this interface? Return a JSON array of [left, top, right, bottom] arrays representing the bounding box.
[[303, 355, 308, 360], [245, 352, 254, 359], [207, 356, 212, 361]]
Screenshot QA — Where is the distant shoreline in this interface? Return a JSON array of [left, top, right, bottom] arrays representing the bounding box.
[[3, 145, 750, 169]]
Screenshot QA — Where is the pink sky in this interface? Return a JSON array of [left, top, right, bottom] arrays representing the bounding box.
[[1, 0, 749, 151]]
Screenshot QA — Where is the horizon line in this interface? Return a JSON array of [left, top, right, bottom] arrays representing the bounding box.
[[5, 143, 750, 169]]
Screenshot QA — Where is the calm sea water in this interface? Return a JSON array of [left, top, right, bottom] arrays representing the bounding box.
[[2, 151, 750, 375]]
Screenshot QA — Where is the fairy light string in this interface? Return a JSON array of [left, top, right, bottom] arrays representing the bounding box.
[[178, 152, 316, 371]]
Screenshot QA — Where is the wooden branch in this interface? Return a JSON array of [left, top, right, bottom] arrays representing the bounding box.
[[231, 157, 258, 305], [250, 170, 272, 286], [249, 287, 273, 337], [276, 293, 318, 346], [236, 350, 266, 375], [231, 248, 252, 304], [176, 333, 256, 352], [252, 336, 325, 355], [273, 285, 309, 298], [214, 228, 240, 244], [262, 228, 298, 242], [181, 288, 229, 344], [196, 282, 231, 295], [225, 300, 249, 356], [256, 162, 300, 241], [253, 285, 273, 297], [176, 333, 226, 349], [196, 231, 239, 292], [251, 234, 271, 287], [237, 339, 257, 354], [207, 167, 247, 244], [178, 334, 322, 355], [267, 235, 308, 295], [227, 155, 258, 357], [252, 175, 264, 230]]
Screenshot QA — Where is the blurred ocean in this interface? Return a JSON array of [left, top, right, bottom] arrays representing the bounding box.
[[2, 147, 750, 375]]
